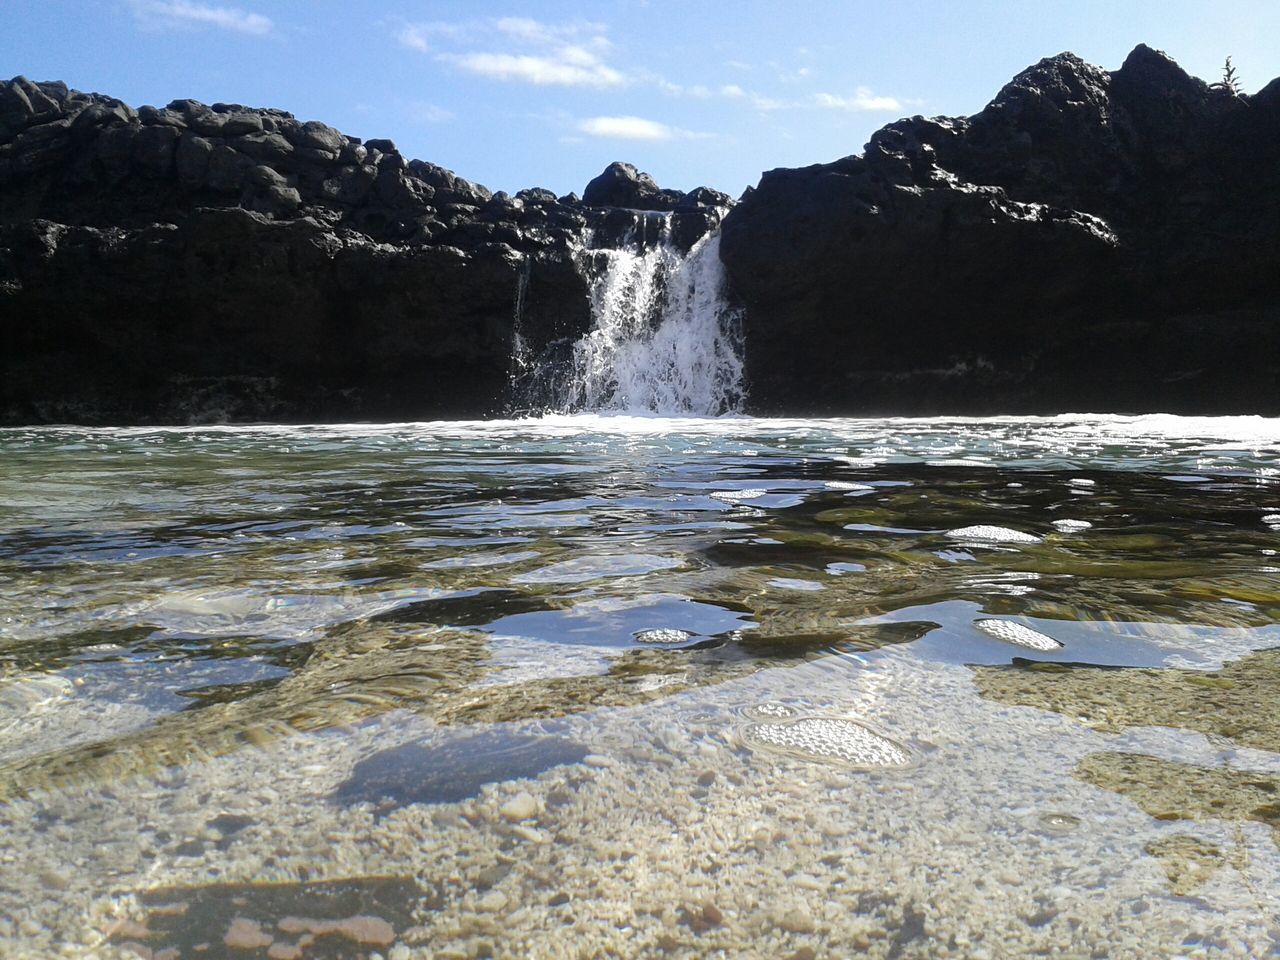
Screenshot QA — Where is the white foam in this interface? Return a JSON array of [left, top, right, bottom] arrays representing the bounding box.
[[556, 226, 745, 416], [1051, 519, 1093, 533], [946, 525, 1043, 544], [975, 619, 1063, 651]]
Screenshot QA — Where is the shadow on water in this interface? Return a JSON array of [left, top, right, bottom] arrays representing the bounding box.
[[334, 731, 589, 811]]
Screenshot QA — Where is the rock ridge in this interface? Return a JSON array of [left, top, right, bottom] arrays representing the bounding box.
[[3, 44, 1279, 422], [718, 44, 1280, 414], [0, 78, 726, 423]]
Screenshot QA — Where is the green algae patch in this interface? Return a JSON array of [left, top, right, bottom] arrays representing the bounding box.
[[972, 648, 1280, 752], [1143, 834, 1227, 896], [1075, 752, 1280, 843], [112, 875, 423, 959]]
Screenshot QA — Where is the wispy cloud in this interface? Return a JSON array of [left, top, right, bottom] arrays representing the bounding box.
[[409, 102, 455, 124], [814, 87, 903, 111], [401, 16, 627, 89], [494, 17, 606, 45], [444, 50, 624, 87], [130, 0, 272, 35], [576, 115, 706, 142], [397, 24, 431, 52]]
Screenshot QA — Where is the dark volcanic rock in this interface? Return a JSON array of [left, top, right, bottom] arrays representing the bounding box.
[[0, 80, 599, 423], [4, 47, 1278, 422], [719, 45, 1280, 414], [0, 78, 737, 423], [583, 160, 675, 210]]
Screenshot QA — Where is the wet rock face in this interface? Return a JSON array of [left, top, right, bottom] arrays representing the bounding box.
[[719, 44, 1280, 415], [0, 80, 724, 424], [5, 43, 1278, 423]]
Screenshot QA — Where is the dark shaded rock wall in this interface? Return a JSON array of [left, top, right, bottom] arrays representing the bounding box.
[[0, 79, 722, 423], [4, 45, 1279, 423], [719, 45, 1280, 414]]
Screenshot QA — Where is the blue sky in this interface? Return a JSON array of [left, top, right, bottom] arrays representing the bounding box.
[[5, 1, 1278, 196]]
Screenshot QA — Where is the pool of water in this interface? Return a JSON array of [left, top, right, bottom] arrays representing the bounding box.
[[1, 414, 1279, 958]]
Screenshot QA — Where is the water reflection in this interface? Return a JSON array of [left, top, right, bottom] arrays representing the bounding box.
[[2, 417, 1280, 957]]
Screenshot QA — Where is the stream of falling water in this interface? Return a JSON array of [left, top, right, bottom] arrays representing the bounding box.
[[549, 216, 745, 416]]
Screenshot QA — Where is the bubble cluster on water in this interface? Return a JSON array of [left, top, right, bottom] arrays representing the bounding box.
[[633, 628, 696, 645], [946, 525, 1043, 544], [740, 717, 911, 768], [975, 619, 1063, 651], [1051, 519, 1093, 533]]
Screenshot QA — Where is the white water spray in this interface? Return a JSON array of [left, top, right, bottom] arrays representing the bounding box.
[[553, 217, 745, 416]]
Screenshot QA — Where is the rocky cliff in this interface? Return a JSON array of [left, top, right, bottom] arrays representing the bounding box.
[[0, 77, 724, 423], [720, 45, 1280, 414], [3, 44, 1278, 422]]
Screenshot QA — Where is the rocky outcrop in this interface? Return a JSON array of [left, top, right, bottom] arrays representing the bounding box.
[[0, 78, 723, 423], [4, 45, 1279, 422], [719, 45, 1280, 414]]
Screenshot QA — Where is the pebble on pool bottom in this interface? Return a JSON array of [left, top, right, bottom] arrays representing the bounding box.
[[740, 717, 911, 767], [975, 619, 1063, 651]]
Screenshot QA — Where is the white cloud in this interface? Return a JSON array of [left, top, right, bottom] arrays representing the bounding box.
[[815, 87, 902, 111], [397, 24, 431, 52], [494, 17, 607, 46], [720, 84, 745, 98], [576, 115, 707, 142], [402, 16, 627, 89], [750, 94, 790, 112], [130, 0, 271, 35], [444, 50, 624, 87], [409, 102, 455, 124]]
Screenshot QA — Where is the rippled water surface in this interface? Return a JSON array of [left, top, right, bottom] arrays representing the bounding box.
[[2, 415, 1280, 958]]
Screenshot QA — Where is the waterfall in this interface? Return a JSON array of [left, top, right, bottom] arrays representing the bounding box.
[[520, 213, 745, 417]]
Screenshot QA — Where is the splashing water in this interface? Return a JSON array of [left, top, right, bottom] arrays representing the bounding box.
[[553, 218, 745, 415]]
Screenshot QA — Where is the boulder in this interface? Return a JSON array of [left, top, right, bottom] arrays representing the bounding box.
[[132, 124, 180, 177], [582, 161, 678, 210], [232, 131, 294, 162], [296, 120, 343, 153], [220, 112, 264, 136], [175, 133, 213, 186], [206, 143, 251, 192]]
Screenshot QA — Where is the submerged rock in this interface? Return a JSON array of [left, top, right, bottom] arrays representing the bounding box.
[[333, 731, 589, 809], [1076, 751, 1280, 844], [972, 647, 1280, 751]]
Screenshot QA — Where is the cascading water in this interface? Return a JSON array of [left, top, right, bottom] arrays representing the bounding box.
[[520, 213, 745, 416]]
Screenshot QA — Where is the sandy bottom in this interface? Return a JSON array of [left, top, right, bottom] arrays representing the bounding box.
[[1, 643, 1279, 960]]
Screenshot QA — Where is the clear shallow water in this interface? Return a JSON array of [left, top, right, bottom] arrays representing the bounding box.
[[1, 414, 1279, 958]]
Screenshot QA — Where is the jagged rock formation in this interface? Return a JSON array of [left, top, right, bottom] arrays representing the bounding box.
[[2, 45, 1278, 422], [719, 45, 1280, 414], [0, 79, 723, 423]]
